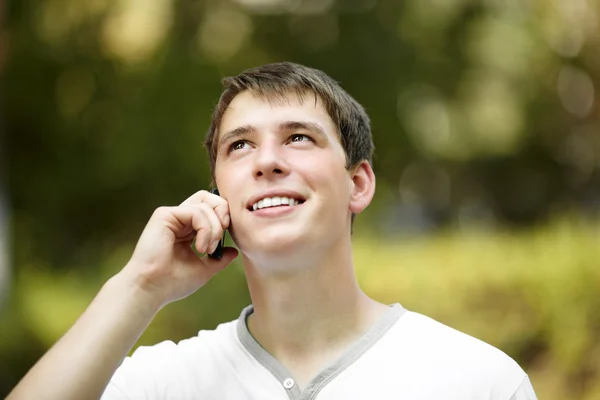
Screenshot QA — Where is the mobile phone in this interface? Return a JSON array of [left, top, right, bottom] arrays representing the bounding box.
[[208, 188, 226, 260]]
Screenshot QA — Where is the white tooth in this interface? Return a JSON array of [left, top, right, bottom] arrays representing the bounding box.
[[252, 203, 258, 211], [294, 200, 300, 206], [258, 199, 264, 209], [272, 197, 281, 206], [280, 197, 290, 205], [263, 198, 272, 207]]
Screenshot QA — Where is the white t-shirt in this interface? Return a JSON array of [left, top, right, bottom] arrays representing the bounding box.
[[102, 304, 537, 399]]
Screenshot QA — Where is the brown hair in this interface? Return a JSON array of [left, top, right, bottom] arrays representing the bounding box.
[[204, 62, 374, 174]]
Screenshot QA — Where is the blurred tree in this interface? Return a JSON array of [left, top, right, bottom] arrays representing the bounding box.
[[0, 0, 8, 307], [2, 0, 600, 397], [5, 0, 600, 272]]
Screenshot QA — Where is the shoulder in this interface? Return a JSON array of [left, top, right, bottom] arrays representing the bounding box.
[[127, 317, 242, 374], [131, 318, 239, 362], [102, 318, 241, 399], [395, 310, 523, 369], [381, 309, 528, 397], [396, 311, 512, 355]]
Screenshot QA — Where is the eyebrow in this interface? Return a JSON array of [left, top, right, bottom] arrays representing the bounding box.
[[218, 125, 257, 150], [278, 121, 328, 139], [218, 120, 329, 150]]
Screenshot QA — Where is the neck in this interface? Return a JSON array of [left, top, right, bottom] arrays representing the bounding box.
[[242, 237, 385, 359]]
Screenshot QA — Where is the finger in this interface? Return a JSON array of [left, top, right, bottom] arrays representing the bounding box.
[[167, 206, 213, 253], [213, 202, 231, 230], [180, 190, 231, 230], [175, 231, 196, 244], [192, 203, 225, 254], [180, 190, 209, 206]]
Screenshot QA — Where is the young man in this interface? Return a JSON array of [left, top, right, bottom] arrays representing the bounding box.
[[8, 62, 537, 399]]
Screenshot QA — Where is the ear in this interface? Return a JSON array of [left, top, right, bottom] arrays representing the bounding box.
[[349, 160, 375, 214]]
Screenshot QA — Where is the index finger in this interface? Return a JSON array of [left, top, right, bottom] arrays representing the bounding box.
[[180, 190, 230, 229]]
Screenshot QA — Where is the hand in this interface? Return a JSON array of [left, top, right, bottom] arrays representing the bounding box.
[[121, 190, 238, 309]]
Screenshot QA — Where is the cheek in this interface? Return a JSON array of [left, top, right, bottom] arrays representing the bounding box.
[[214, 166, 243, 212], [297, 157, 350, 196], [215, 162, 240, 189], [295, 149, 345, 173]]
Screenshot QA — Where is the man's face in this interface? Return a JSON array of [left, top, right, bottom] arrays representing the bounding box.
[[213, 90, 354, 260]]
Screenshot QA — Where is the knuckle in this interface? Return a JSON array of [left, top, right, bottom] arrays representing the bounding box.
[[215, 205, 230, 225], [213, 203, 227, 217], [153, 206, 171, 218], [196, 202, 212, 212], [190, 204, 207, 216], [194, 216, 210, 231], [214, 195, 227, 204], [200, 203, 220, 221]]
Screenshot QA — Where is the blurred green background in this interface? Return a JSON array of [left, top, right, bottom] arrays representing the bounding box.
[[1, 0, 600, 398]]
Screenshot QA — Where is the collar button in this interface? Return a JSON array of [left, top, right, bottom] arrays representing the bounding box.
[[283, 378, 295, 389]]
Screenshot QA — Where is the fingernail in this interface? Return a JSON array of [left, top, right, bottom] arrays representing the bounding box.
[[210, 240, 219, 254]]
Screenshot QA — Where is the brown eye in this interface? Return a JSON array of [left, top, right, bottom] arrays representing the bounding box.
[[290, 134, 310, 142], [230, 141, 249, 151]]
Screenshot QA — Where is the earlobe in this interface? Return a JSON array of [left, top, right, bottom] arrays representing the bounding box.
[[349, 161, 375, 214]]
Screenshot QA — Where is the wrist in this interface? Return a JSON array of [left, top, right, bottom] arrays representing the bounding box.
[[107, 269, 165, 318]]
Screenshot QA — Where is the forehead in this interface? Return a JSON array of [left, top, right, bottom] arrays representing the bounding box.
[[218, 90, 338, 140]]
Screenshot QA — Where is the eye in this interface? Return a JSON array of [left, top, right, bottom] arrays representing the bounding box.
[[230, 140, 249, 152], [290, 134, 312, 143]]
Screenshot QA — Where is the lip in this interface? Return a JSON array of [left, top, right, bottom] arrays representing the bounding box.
[[251, 202, 304, 218], [246, 189, 307, 211]]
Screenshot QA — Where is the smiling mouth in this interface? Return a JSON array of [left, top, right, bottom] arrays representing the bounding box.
[[249, 196, 306, 211]]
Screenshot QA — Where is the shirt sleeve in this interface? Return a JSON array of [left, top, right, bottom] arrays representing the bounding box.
[[100, 381, 131, 400], [509, 376, 538, 400], [99, 340, 183, 400]]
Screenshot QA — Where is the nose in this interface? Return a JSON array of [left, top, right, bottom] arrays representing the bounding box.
[[252, 139, 290, 179]]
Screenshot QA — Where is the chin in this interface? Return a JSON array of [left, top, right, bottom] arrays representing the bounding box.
[[240, 228, 314, 259], [258, 233, 305, 253]]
